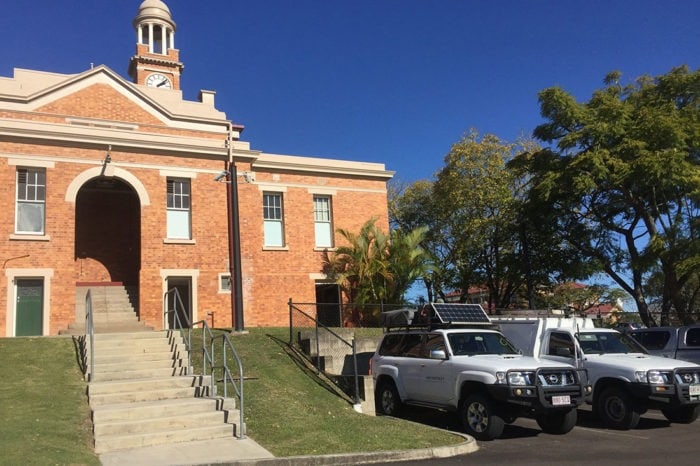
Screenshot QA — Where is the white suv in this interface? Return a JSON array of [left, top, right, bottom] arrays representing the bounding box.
[[371, 327, 590, 440]]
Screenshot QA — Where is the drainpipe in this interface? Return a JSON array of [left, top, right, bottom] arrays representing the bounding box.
[[226, 122, 245, 331]]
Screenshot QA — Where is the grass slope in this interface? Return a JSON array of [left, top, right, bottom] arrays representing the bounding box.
[[0, 336, 99, 465], [219, 328, 462, 457], [0, 329, 462, 462]]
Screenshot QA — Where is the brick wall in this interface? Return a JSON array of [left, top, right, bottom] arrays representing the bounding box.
[[0, 80, 390, 335]]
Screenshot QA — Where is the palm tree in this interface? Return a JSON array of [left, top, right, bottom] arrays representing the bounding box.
[[323, 219, 435, 324]]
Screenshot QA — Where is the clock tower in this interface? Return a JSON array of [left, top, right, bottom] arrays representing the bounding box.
[[128, 0, 183, 90]]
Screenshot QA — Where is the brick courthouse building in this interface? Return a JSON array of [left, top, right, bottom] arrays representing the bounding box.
[[0, 0, 393, 336]]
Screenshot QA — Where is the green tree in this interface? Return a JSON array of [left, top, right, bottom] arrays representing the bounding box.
[[513, 65, 700, 325], [389, 180, 446, 302], [391, 131, 583, 310], [323, 219, 434, 322], [386, 226, 435, 303]]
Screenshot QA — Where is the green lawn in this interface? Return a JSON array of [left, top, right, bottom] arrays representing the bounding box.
[[0, 328, 462, 462], [0, 336, 99, 465]]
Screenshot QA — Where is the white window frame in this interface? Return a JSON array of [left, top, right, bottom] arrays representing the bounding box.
[[166, 177, 191, 239], [263, 192, 285, 247], [218, 273, 232, 293], [15, 167, 46, 235], [313, 194, 334, 248]]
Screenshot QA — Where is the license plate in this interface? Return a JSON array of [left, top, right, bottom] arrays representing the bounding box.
[[690, 385, 700, 396], [552, 395, 571, 406]]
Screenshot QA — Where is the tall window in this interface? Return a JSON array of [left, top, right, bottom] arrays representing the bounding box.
[[16, 167, 46, 234], [166, 178, 191, 239], [263, 192, 284, 247], [313, 195, 333, 247]]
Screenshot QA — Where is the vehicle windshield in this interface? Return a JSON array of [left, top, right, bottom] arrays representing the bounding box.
[[576, 331, 648, 355], [448, 332, 519, 356]]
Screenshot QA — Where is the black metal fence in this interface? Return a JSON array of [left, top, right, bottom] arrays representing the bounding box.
[[287, 299, 412, 406]]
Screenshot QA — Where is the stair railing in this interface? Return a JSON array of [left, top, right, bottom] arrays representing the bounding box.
[[84, 289, 95, 382], [163, 287, 246, 439]]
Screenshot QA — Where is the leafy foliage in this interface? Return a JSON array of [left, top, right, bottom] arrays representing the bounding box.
[[323, 218, 434, 322], [516, 65, 700, 325]]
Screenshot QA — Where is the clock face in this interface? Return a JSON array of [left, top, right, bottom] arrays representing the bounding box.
[[146, 73, 172, 89]]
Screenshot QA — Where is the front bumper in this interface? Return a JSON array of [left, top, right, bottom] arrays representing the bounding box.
[[629, 368, 700, 406], [488, 367, 591, 410]]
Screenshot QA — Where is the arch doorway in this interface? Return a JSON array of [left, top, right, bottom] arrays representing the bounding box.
[[75, 177, 141, 311]]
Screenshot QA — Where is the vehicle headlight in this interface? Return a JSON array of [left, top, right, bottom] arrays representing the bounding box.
[[496, 372, 507, 384], [508, 371, 532, 386], [635, 370, 670, 384]]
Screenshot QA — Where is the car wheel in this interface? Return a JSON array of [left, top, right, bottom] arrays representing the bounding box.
[[536, 408, 577, 434], [662, 405, 700, 424], [375, 380, 402, 416], [459, 393, 505, 440], [597, 387, 640, 430]]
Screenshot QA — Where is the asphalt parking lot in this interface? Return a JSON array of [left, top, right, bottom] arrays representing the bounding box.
[[386, 405, 700, 465]]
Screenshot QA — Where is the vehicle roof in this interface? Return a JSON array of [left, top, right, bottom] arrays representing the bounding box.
[[383, 327, 502, 335]]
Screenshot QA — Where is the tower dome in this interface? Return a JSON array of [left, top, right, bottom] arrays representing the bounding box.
[[133, 0, 175, 31]]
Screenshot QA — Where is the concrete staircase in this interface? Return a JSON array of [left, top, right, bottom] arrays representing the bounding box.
[[61, 284, 152, 335], [85, 330, 238, 454]]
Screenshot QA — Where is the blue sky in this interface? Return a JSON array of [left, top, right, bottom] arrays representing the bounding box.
[[1, 0, 698, 184]]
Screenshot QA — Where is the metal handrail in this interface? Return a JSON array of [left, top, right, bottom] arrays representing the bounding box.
[[163, 287, 245, 439], [221, 335, 246, 438], [288, 299, 360, 405], [85, 290, 95, 382]]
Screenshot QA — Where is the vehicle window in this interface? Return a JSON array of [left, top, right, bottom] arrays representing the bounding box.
[[577, 332, 647, 354], [448, 332, 518, 356], [632, 331, 670, 350], [548, 331, 575, 357], [425, 333, 446, 355], [686, 328, 700, 347], [577, 334, 602, 354], [379, 333, 422, 357], [379, 334, 405, 356], [402, 334, 424, 358]]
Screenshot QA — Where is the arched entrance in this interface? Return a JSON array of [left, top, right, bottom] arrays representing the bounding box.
[[75, 177, 141, 313]]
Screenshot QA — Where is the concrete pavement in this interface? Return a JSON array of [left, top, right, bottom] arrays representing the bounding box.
[[99, 432, 477, 465]]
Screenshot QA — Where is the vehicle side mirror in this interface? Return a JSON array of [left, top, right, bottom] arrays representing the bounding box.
[[555, 347, 572, 357], [430, 349, 447, 360]]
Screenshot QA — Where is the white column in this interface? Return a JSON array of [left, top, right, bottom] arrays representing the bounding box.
[[137, 24, 143, 44], [148, 23, 154, 53], [169, 29, 175, 51], [160, 24, 167, 54]]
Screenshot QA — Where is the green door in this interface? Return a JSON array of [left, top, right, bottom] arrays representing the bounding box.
[[16, 279, 43, 336]]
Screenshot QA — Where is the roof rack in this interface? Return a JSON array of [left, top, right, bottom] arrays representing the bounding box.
[[381, 303, 499, 332]]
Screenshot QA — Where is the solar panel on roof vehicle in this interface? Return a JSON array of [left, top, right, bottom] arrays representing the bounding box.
[[430, 303, 492, 325]]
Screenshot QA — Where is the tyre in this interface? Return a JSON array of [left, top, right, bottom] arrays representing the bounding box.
[[597, 387, 640, 430], [536, 408, 577, 435], [375, 380, 402, 416], [459, 393, 505, 440], [662, 405, 700, 424]]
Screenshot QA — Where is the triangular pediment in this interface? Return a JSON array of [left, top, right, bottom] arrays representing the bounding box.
[[2, 65, 228, 129], [36, 82, 163, 126]]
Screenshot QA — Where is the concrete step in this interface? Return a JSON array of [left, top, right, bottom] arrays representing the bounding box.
[[91, 366, 190, 382], [89, 385, 203, 406], [92, 331, 175, 341], [59, 322, 154, 335], [95, 410, 226, 436], [94, 423, 233, 454], [93, 357, 186, 370], [91, 350, 184, 365], [92, 397, 223, 423], [89, 338, 182, 352], [88, 375, 210, 395]]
